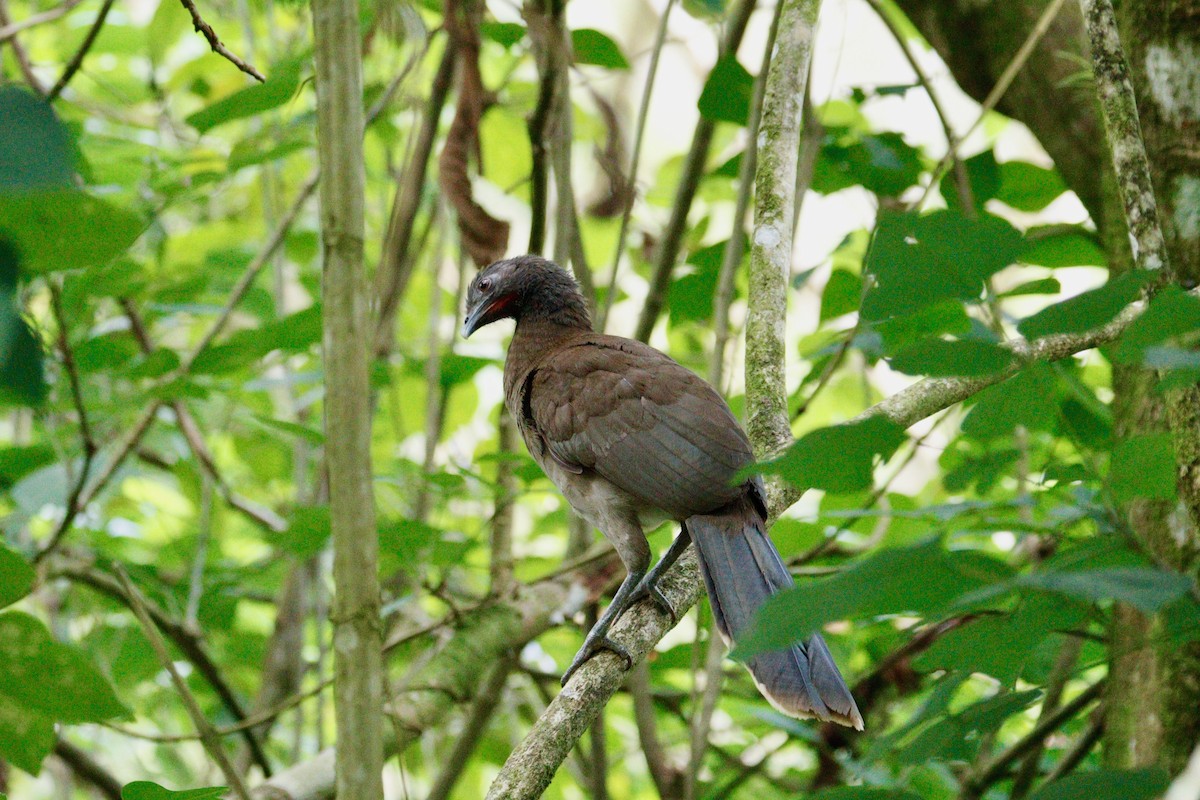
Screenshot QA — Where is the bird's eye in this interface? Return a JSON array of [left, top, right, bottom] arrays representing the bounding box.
[[478, 277, 492, 292]]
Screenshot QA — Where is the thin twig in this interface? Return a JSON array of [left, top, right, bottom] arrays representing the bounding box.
[[52, 739, 122, 800], [596, 0, 677, 331], [628, 661, 680, 799], [47, 0, 115, 99], [863, 0, 973, 211], [686, 627, 727, 800], [425, 659, 514, 800], [374, 42, 456, 358], [632, 0, 758, 342], [1042, 709, 1104, 784], [0, 0, 84, 42], [115, 566, 255, 800], [914, 0, 1070, 210], [38, 283, 97, 565], [961, 680, 1105, 799], [0, 0, 46, 93], [177, 0, 265, 81]]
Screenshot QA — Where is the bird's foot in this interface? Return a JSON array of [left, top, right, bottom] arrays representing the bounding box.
[[628, 581, 677, 625], [561, 633, 632, 687]]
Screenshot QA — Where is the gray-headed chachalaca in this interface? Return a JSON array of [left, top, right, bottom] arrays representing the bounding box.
[[463, 254, 862, 728]]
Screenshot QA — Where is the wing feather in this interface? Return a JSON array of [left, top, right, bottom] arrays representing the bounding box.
[[527, 335, 755, 518]]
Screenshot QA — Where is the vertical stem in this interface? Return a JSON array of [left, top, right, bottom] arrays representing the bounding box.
[[596, 0, 677, 331], [746, 0, 822, 460], [710, 0, 785, 387], [311, 0, 382, 794], [1077, 0, 1168, 273]]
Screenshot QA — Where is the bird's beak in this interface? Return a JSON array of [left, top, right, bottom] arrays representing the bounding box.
[[462, 293, 515, 338], [462, 301, 487, 338]]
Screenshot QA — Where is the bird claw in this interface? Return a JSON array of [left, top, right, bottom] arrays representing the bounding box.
[[628, 582, 677, 625], [561, 634, 633, 687]]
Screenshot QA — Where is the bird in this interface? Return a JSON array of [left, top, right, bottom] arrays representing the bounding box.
[[462, 254, 863, 728]]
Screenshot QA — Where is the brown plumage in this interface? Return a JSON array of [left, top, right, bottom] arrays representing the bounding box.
[[463, 254, 862, 729]]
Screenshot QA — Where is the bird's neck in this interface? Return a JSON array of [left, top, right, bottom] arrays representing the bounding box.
[[505, 314, 590, 389]]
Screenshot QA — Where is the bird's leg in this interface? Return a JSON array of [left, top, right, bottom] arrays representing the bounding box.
[[626, 523, 692, 625], [561, 568, 643, 686]]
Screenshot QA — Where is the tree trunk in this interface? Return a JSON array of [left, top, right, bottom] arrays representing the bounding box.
[[311, 0, 384, 793], [1104, 0, 1200, 774]]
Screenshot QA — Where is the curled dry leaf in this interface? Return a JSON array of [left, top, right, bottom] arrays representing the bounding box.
[[438, 0, 510, 267]]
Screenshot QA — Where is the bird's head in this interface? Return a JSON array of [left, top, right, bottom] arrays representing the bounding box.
[[462, 254, 591, 337]]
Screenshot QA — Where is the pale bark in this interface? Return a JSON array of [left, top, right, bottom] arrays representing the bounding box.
[[311, 0, 381, 795]]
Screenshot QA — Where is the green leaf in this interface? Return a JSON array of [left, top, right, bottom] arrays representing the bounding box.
[[994, 161, 1067, 211], [731, 539, 1011, 658], [915, 594, 1088, 684], [0, 308, 47, 408], [0, 611, 129, 722], [815, 132, 924, 198], [1021, 227, 1106, 267], [251, 414, 325, 445], [1112, 285, 1200, 363], [0, 190, 145, 275], [1018, 568, 1192, 614], [862, 209, 1025, 321], [888, 338, 1016, 377], [999, 277, 1061, 297], [480, 22, 524, 48], [276, 506, 331, 558], [820, 268, 861, 321], [0, 692, 54, 774], [669, 239, 736, 325], [1017, 271, 1151, 339], [571, 29, 629, 69], [0, 545, 33, 609], [1028, 768, 1168, 800], [812, 789, 923, 800], [939, 150, 999, 211], [874, 300, 971, 353], [961, 364, 1057, 440], [0, 87, 74, 190], [186, 58, 303, 133], [898, 689, 1042, 765], [121, 782, 229, 800], [761, 415, 907, 493], [0, 611, 128, 772], [0, 444, 54, 489], [1109, 433, 1177, 502], [697, 55, 754, 125]]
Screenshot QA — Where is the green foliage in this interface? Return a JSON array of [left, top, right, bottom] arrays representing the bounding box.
[[761, 416, 907, 493], [862, 209, 1025, 320], [1018, 271, 1152, 339], [121, 783, 228, 800], [0, 546, 34, 609], [0, 612, 128, 772], [813, 130, 924, 197], [186, 58, 304, 133], [697, 54, 754, 125], [3, 1, 1195, 796], [732, 539, 1013, 658], [888, 338, 1016, 377], [1027, 768, 1169, 800], [571, 29, 629, 69]]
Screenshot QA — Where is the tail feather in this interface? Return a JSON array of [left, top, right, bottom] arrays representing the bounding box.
[[689, 499, 864, 730]]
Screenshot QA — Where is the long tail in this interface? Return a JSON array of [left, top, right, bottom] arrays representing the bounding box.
[[689, 498, 864, 730]]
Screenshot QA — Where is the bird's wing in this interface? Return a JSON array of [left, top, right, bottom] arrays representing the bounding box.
[[526, 335, 755, 517]]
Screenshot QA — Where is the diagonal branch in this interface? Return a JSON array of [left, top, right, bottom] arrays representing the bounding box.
[[177, 0, 264, 82], [47, 0, 114, 99]]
